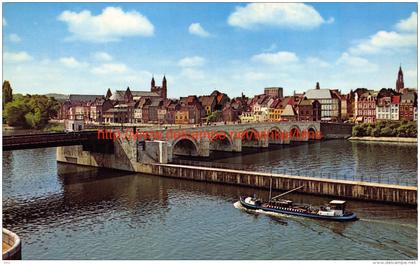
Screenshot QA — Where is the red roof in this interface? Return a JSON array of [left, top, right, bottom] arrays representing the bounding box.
[[391, 95, 400, 104]]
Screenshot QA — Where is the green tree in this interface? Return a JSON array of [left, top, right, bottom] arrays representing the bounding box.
[[4, 100, 28, 127], [3, 94, 60, 129], [380, 127, 394, 137], [206, 111, 221, 123], [2, 80, 13, 107], [371, 127, 381, 137]]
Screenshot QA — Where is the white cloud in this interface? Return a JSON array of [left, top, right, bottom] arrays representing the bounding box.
[[188, 23, 210, 37], [252, 51, 298, 64], [9, 34, 21, 43], [91, 63, 128, 75], [4, 51, 33, 63], [305, 57, 330, 68], [181, 68, 205, 80], [58, 6, 154, 42], [59, 57, 88, 68], [349, 12, 417, 55], [228, 3, 333, 30], [3, 18, 7, 26], [337, 52, 378, 72], [92, 52, 113, 61], [349, 31, 417, 55], [395, 12, 417, 32], [178, 56, 206, 67]]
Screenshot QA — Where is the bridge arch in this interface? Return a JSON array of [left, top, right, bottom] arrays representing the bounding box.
[[289, 125, 302, 142], [172, 135, 200, 157], [306, 125, 318, 141], [241, 127, 261, 147], [209, 131, 233, 152], [268, 126, 283, 144]]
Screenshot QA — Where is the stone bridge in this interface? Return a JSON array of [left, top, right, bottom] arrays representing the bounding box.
[[58, 121, 352, 169], [129, 121, 322, 159]]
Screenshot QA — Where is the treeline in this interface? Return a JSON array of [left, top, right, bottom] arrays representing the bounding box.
[[352, 121, 417, 138], [3, 81, 60, 129]]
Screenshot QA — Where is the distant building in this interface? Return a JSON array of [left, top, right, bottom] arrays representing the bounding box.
[[399, 91, 417, 121], [355, 91, 377, 124], [396, 66, 405, 93], [376, 96, 392, 121], [280, 104, 297, 121], [390, 95, 400, 121], [199, 95, 217, 115], [304, 83, 341, 122], [297, 99, 321, 121], [264, 87, 283, 98], [150, 76, 167, 99]]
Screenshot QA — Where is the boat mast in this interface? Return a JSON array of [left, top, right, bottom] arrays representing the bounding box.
[[271, 185, 304, 201]]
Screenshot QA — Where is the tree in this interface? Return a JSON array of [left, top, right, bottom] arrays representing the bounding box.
[[206, 111, 221, 123], [3, 94, 60, 129], [380, 127, 394, 137], [4, 100, 28, 127], [2, 80, 13, 107]]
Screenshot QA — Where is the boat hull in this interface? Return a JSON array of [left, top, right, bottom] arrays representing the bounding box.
[[239, 197, 358, 222]]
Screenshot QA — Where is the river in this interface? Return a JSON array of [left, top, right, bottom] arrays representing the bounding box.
[[2, 140, 418, 259]]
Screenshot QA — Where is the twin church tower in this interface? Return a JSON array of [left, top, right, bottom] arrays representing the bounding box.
[[151, 76, 167, 99]]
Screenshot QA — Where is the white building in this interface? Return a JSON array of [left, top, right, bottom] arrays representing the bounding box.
[[305, 87, 341, 121], [390, 95, 400, 121], [376, 97, 391, 120]]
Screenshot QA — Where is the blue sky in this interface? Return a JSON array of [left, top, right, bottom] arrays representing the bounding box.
[[3, 2, 418, 98]]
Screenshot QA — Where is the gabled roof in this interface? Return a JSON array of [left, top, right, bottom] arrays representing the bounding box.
[[281, 105, 296, 116], [299, 99, 315, 106], [110, 91, 126, 101], [305, 89, 332, 99], [401, 91, 416, 103], [200, 95, 217, 106]]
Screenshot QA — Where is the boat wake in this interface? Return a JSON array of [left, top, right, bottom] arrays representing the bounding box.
[[358, 218, 418, 230]]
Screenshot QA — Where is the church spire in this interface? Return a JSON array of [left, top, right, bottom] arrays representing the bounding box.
[[151, 76, 155, 89], [396, 65, 404, 92]]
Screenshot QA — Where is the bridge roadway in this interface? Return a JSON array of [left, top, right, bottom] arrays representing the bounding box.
[[2, 131, 98, 151]]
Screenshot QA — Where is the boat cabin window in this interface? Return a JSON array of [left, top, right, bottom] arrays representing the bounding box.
[[329, 200, 346, 211]]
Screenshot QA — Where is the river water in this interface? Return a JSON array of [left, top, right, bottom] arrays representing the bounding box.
[[2, 140, 418, 260]]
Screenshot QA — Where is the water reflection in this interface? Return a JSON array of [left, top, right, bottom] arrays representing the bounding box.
[[2, 147, 418, 260], [178, 139, 418, 185]]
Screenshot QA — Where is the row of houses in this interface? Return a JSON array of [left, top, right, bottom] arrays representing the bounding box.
[[61, 67, 417, 129], [238, 67, 417, 124]]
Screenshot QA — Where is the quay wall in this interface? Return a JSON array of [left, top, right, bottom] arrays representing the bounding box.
[[149, 164, 417, 206], [320, 123, 353, 139], [57, 144, 417, 206], [348, 136, 417, 143]]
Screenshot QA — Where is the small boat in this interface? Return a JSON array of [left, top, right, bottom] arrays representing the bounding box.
[[239, 185, 358, 222]]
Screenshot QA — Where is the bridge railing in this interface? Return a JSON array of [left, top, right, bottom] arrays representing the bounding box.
[[172, 159, 417, 187], [3, 131, 97, 149]]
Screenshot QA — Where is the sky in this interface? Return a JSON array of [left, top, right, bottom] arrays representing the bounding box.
[[2, 2, 418, 98]]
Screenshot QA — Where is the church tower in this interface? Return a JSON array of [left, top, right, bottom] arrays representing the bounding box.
[[162, 75, 167, 99], [150, 75, 167, 99], [396, 66, 404, 92], [151, 76, 155, 90]]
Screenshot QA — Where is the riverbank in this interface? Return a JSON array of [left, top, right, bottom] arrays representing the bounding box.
[[348, 136, 417, 143]]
